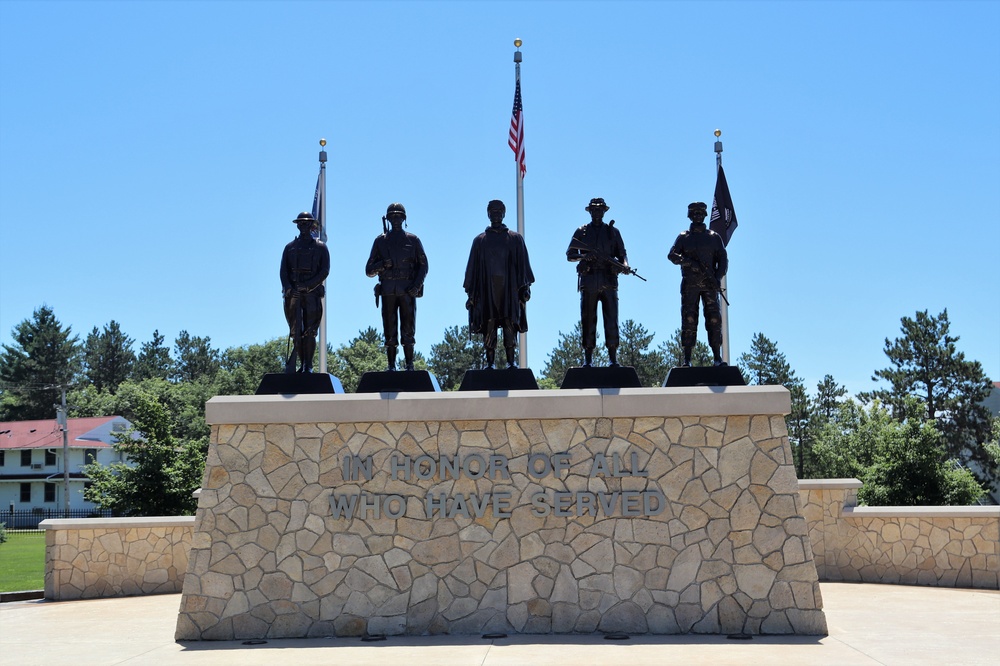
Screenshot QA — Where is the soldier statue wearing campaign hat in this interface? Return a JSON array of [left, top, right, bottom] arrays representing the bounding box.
[[566, 197, 631, 367], [280, 212, 330, 373], [668, 202, 729, 367], [366, 203, 428, 371]]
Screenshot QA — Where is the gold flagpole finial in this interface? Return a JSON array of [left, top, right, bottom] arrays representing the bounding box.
[[514, 38, 522, 49], [714, 129, 721, 138], [319, 138, 327, 147]]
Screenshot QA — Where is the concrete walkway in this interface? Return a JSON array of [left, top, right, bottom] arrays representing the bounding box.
[[1, 583, 998, 665]]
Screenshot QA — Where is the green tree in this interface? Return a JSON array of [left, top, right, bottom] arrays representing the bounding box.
[[813, 374, 847, 421], [83, 387, 204, 516], [329, 327, 386, 393], [172, 331, 220, 383], [0, 305, 82, 420], [214, 338, 287, 395], [811, 398, 985, 505], [617, 319, 667, 387], [542, 323, 607, 386], [83, 321, 135, 394], [134, 330, 173, 380], [428, 325, 486, 391], [658, 328, 713, 368], [860, 309, 994, 488]]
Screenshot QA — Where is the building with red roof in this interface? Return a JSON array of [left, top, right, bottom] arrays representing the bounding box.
[[0, 415, 132, 514]]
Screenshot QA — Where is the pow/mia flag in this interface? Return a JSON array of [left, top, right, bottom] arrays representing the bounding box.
[[710, 165, 738, 247]]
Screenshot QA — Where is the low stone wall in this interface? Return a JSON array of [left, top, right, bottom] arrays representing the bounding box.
[[176, 387, 827, 640], [41, 517, 194, 601], [798, 480, 999, 589]]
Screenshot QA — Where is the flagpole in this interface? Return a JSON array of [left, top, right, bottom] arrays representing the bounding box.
[[514, 38, 527, 369], [318, 138, 328, 373], [714, 129, 731, 365]]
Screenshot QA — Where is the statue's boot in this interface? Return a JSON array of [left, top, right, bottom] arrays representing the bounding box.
[[608, 347, 619, 367], [505, 346, 517, 369], [301, 338, 316, 373], [403, 345, 415, 371], [682, 347, 693, 367], [712, 345, 726, 367], [386, 346, 397, 371], [485, 348, 496, 370], [583, 348, 593, 367]]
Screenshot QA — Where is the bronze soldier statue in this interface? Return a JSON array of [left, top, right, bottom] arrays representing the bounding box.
[[280, 211, 330, 373], [366, 203, 428, 371], [566, 197, 630, 367], [464, 200, 534, 369], [668, 202, 729, 366]]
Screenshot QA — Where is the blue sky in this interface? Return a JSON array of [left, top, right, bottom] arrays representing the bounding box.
[[1, 0, 997, 396]]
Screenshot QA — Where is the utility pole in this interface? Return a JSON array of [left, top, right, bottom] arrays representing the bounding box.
[[55, 386, 70, 517]]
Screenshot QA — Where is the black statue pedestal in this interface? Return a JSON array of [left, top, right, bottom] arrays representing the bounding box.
[[356, 371, 441, 393], [459, 368, 538, 391], [561, 366, 642, 390], [662, 366, 746, 387], [256, 373, 344, 395]]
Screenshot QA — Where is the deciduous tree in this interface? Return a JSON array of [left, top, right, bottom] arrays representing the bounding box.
[[83, 387, 203, 516], [542, 323, 606, 386]]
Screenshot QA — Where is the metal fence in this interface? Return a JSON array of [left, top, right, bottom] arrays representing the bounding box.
[[1, 508, 115, 533]]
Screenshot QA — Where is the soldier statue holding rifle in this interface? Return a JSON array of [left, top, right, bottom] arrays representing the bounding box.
[[280, 211, 330, 373], [566, 197, 643, 367], [667, 201, 728, 367], [365, 203, 428, 371]]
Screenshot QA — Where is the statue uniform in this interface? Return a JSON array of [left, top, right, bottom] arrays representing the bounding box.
[[566, 219, 628, 357], [280, 214, 330, 373], [667, 220, 728, 352], [366, 222, 428, 365]]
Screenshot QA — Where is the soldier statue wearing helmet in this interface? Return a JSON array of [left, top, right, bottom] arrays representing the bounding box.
[[667, 202, 729, 366], [566, 197, 631, 367], [366, 203, 428, 370], [280, 211, 330, 373]]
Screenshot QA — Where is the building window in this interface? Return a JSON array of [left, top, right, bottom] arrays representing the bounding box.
[[44, 483, 56, 503], [84, 449, 98, 464], [21, 450, 32, 467], [0, 450, 5, 466], [45, 450, 57, 466], [20, 483, 31, 503]]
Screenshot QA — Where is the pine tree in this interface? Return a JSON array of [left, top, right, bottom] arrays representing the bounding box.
[[860, 309, 993, 488], [542, 323, 607, 386], [0, 305, 82, 420], [428, 325, 486, 391], [172, 331, 220, 383], [658, 328, 714, 368], [134, 330, 173, 380], [83, 321, 136, 393], [617, 319, 668, 387]]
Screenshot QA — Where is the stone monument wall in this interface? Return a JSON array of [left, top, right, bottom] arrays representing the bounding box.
[[41, 517, 193, 600], [800, 479, 1000, 588], [176, 387, 827, 639]]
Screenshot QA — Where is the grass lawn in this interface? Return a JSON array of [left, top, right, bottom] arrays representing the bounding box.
[[0, 531, 45, 592]]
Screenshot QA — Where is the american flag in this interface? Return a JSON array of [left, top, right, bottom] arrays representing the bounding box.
[[509, 78, 525, 178]]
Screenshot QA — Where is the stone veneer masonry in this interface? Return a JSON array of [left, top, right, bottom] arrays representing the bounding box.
[[40, 517, 193, 600], [175, 387, 827, 640], [799, 480, 999, 589]]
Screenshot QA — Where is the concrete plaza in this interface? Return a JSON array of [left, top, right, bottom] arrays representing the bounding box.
[[1, 582, 998, 665]]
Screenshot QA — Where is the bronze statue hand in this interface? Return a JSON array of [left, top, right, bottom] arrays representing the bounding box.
[[406, 283, 420, 297], [519, 286, 531, 302], [465, 297, 474, 310]]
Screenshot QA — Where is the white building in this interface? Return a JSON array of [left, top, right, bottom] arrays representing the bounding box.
[[0, 416, 131, 515]]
